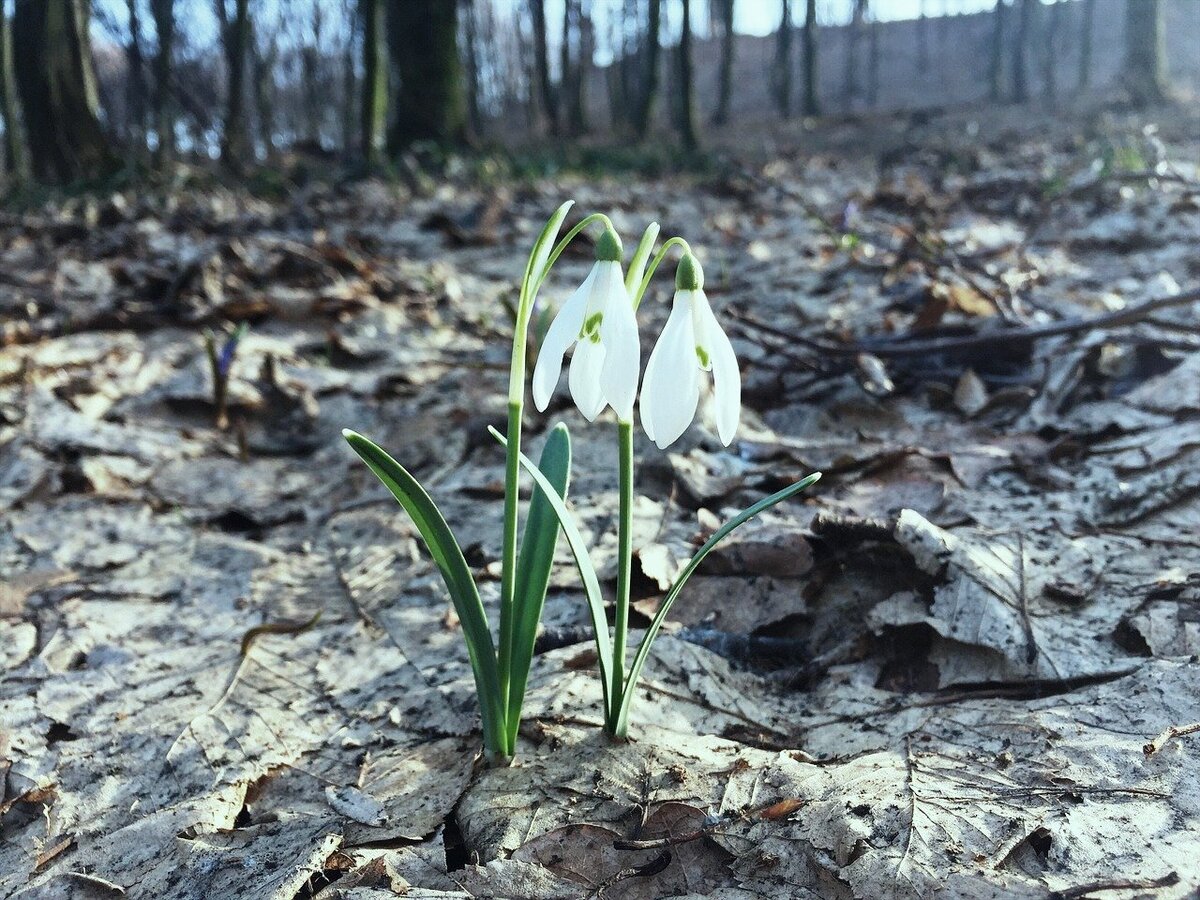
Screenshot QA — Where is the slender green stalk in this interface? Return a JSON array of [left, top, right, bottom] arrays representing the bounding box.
[[530, 212, 613, 300], [608, 420, 635, 734], [633, 237, 692, 309], [497, 399, 523, 750]]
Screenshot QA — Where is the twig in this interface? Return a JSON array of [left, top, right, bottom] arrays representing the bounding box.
[[731, 287, 1200, 360], [587, 851, 671, 896], [1049, 871, 1179, 900], [1143, 722, 1200, 756]]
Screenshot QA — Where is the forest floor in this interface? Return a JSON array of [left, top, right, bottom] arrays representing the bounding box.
[[2, 103, 1200, 900]]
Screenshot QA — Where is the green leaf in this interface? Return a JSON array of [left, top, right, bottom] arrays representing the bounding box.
[[489, 426, 614, 717], [521, 200, 575, 309], [342, 429, 506, 757], [505, 423, 571, 748], [611, 472, 823, 737]]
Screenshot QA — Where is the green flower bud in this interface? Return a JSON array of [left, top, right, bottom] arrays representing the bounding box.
[[595, 227, 623, 262], [675, 253, 703, 291]]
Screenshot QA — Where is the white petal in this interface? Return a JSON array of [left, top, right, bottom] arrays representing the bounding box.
[[596, 263, 639, 421], [693, 290, 741, 445], [531, 267, 595, 411], [569, 336, 607, 420], [640, 293, 700, 449]]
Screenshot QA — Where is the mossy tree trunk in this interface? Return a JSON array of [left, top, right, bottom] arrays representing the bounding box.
[[632, 0, 661, 140], [360, 0, 386, 165], [12, 0, 117, 183], [0, 6, 25, 181], [1123, 0, 1167, 106], [711, 0, 735, 126], [387, 0, 466, 149], [149, 0, 175, 166]]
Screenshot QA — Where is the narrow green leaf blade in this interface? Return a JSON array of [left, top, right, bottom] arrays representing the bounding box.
[[505, 424, 571, 745], [342, 429, 506, 752], [488, 426, 614, 715], [613, 473, 823, 735]]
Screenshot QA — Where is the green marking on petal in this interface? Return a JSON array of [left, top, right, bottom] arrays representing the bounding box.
[[695, 345, 711, 369], [579, 311, 604, 341]]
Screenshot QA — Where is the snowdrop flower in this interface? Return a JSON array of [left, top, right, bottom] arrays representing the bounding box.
[[640, 254, 740, 450], [532, 228, 640, 422]]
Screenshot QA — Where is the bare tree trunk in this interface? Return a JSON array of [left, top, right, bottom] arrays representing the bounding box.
[[301, 4, 323, 146], [711, 0, 735, 126], [632, 0, 660, 140], [1042, 0, 1061, 105], [988, 0, 1005, 102], [0, 6, 25, 180], [773, 0, 792, 119], [12, 0, 117, 183], [251, 23, 277, 163], [531, 0, 557, 136], [867, 16, 880, 108], [1123, 0, 1167, 105], [217, 0, 250, 168], [387, 0, 466, 148], [360, 0, 386, 163], [1077, 0, 1095, 91], [843, 0, 866, 111], [149, 0, 174, 165], [801, 0, 818, 116], [341, 8, 357, 155], [464, 0, 483, 137], [564, 0, 589, 136], [677, 0, 697, 151], [917, 0, 929, 73], [1011, 0, 1033, 103], [124, 0, 147, 152]]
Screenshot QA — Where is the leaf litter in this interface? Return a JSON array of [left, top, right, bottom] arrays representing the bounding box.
[[2, 108, 1200, 898]]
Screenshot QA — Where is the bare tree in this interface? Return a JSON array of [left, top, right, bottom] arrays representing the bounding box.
[[801, 0, 818, 116], [1123, 0, 1167, 105], [360, 0, 385, 163], [300, 2, 324, 146], [531, 0, 557, 136], [1043, 0, 1062, 104], [677, 0, 697, 150], [1011, 0, 1033, 103], [251, 12, 279, 162], [216, 0, 251, 168], [632, 0, 660, 140], [0, 4, 25, 180], [12, 0, 117, 183], [711, 0, 735, 126], [867, 14, 880, 108], [149, 0, 175, 164], [387, 0, 465, 148], [843, 0, 867, 111], [463, 0, 482, 136], [772, 0, 793, 119], [561, 0, 589, 136], [917, 0, 929, 73], [1077, 0, 1095, 92], [988, 0, 1005, 102], [124, 0, 147, 150]]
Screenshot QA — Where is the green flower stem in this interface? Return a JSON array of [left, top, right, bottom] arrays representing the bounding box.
[[608, 419, 635, 736], [632, 237, 692, 310], [497, 398, 523, 752], [530, 213, 613, 301]]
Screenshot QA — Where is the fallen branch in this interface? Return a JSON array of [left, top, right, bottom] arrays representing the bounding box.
[[1050, 871, 1179, 900], [1143, 722, 1200, 756], [731, 287, 1200, 360]]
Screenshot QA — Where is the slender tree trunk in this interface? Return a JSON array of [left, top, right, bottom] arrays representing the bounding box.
[[341, 13, 356, 154], [252, 27, 277, 162], [565, 0, 589, 136], [301, 4, 323, 146], [217, 0, 250, 168], [917, 0, 929, 73], [1042, 0, 1061, 104], [0, 6, 25, 180], [632, 0, 661, 140], [531, 0, 557, 136], [867, 16, 880, 108], [387, 0, 466, 148], [988, 0, 1005, 102], [712, 0, 735, 126], [464, 0, 483, 136], [360, 0, 386, 163], [802, 0, 818, 116], [1011, 0, 1033, 103], [1077, 0, 1095, 91], [150, 0, 175, 165], [1123, 0, 1167, 105], [844, 0, 867, 111], [125, 0, 147, 151], [773, 0, 792, 119], [677, 0, 697, 151], [12, 0, 117, 183]]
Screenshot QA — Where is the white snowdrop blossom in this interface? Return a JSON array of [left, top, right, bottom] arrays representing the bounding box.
[[532, 228, 640, 422], [640, 254, 740, 450]]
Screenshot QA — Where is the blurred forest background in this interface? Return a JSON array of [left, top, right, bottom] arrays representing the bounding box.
[[0, 0, 1193, 187]]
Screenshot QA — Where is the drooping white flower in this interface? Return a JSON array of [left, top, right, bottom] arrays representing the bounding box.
[[532, 228, 640, 422], [640, 254, 740, 450]]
